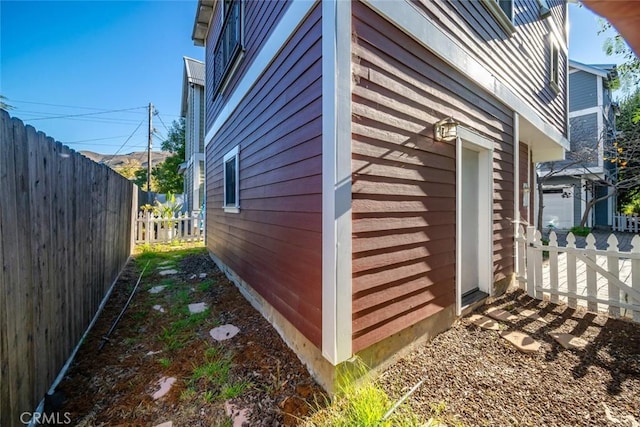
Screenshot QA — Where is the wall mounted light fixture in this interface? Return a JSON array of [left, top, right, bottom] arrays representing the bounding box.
[[433, 117, 458, 142]]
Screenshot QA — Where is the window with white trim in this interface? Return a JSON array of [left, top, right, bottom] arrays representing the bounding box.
[[223, 146, 240, 213], [550, 39, 560, 93], [213, 0, 244, 95], [482, 0, 515, 34]]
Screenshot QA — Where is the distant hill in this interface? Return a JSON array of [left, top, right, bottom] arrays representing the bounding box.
[[80, 150, 172, 169]]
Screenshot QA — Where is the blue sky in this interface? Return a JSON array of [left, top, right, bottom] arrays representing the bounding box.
[[0, 1, 630, 155], [1, 0, 204, 154]]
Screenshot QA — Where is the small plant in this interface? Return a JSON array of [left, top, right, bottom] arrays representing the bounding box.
[[203, 390, 215, 403], [191, 345, 232, 388], [220, 381, 250, 399], [159, 357, 172, 368], [198, 279, 215, 292], [180, 387, 197, 401], [305, 358, 422, 426], [569, 226, 591, 237]]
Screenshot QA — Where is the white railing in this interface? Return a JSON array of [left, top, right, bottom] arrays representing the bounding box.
[[135, 210, 204, 244], [516, 225, 640, 321], [613, 213, 640, 233]]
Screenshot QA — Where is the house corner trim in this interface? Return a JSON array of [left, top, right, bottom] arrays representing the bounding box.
[[322, 0, 352, 365]]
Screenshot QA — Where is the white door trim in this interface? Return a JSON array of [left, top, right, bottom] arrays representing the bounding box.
[[456, 127, 494, 315]]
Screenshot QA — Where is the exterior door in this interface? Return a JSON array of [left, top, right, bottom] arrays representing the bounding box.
[[461, 147, 479, 296]]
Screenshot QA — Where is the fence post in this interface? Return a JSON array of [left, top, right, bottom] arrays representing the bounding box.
[[585, 233, 598, 312], [549, 231, 559, 303], [517, 225, 526, 290], [525, 226, 536, 298], [606, 234, 620, 318], [635, 214, 639, 234], [534, 229, 543, 299], [145, 210, 151, 245], [631, 236, 640, 322], [567, 232, 577, 308]]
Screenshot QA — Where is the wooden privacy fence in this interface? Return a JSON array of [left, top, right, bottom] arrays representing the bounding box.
[[613, 213, 640, 233], [516, 226, 640, 321], [135, 210, 204, 244], [0, 111, 137, 426]]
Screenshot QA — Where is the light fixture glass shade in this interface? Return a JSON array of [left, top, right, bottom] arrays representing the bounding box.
[[434, 117, 458, 142]]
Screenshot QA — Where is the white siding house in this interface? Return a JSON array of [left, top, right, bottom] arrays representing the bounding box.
[[180, 56, 206, 213]]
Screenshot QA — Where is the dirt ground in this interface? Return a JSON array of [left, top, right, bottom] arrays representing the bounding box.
[[54, 244, 640, 426], [56, 245, 326, 426]]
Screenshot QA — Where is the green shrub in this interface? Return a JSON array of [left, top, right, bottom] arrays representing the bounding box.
[[569, 226, 591, 237]]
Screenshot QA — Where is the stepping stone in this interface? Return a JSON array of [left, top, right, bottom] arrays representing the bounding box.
[[516, 309, 548, 323], [188, 302, 208, 314], [198, 273, 207, 279], [152, 376, 176, 400], [146, 350, 162, 356], [158, 260, 172, 266], [499, 331, 540, 354], [152, 305, 165, 313], [468, 314, 501, 330], [189, 274, 197, 280], [149, 286, 166, 294], [210, 324, 240, 341], [486, 308, 519, 322], [153, 422, 173, 427], [549, 332, 589, 350], [158, 269, 178, 276], [225, 401, 249, 427]]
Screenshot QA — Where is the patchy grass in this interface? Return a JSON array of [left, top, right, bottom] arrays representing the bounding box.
[[305, 359, 424, 427]]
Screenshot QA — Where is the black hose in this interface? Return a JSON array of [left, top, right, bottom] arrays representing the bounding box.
[[98, 260, 151, 351]]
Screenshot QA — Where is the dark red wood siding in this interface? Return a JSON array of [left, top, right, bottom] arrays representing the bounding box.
[[413, 0, 567, 137], [351, 2, 515, 352], [205, 4, 323, 347], [205, 0, 291, 132]]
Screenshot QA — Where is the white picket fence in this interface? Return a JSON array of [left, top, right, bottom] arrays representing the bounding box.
[[515, 225, 640, 321], [135, 210, 204, 244], [613, 213, 640, 233]]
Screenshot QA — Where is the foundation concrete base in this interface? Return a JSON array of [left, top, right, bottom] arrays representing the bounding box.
[[210, 251, 458, 395]]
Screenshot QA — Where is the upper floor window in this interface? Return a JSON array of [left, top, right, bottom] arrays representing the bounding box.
[[214, 0, 244, 95], [482, 0, 516, 34]]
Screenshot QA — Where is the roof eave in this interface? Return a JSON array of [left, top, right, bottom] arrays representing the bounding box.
[[192, 0, 215, 46]]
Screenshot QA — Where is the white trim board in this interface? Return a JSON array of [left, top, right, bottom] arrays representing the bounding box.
[[456, 126, 494, 315], [204, 0, 316, 145], [321, 0, 352, 365], [365, 0, 569, 153]]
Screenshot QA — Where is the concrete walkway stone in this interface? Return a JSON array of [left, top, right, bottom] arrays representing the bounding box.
[[549, 332, 589, 350], [210, 324, 240, 341], [149, 286, 166, 294], [158, 269, 178, 276], [152, 376, 176, 400], [486, 308, 519, 322], [469, 314, 501, 330], [225, 401, 249, 427], [152, 305, 165, 313], [153, 422, 173, 427], [188, 302, 208, 314], [500, 331, 540, 353], [198, 273, 207, 279], [516, 309, 548, 323]]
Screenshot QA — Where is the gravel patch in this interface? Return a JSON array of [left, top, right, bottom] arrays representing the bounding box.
[[378, 289, 640, 426]]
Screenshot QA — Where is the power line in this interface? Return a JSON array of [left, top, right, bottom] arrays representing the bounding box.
[[155, 112, 171, 135], [8, 98, 149, 113], [17, 110, 142, 125], [104, 119, 146, 162], [25, 106, 146, 121], [62, 135, 131, 144]]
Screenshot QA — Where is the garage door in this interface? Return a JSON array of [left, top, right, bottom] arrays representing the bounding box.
[[543, 187, 574, 229]]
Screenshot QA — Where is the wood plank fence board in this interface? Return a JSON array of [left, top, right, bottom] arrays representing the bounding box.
[[0, 111, 136, 425]]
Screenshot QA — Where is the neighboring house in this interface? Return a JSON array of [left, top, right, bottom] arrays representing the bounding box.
[[192, 0, 569, 391], [539, 60, 618, 229], [179, 56, 206, 213]]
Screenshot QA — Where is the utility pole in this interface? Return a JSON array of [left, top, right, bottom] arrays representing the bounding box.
[[147, 102, 153, 204]]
